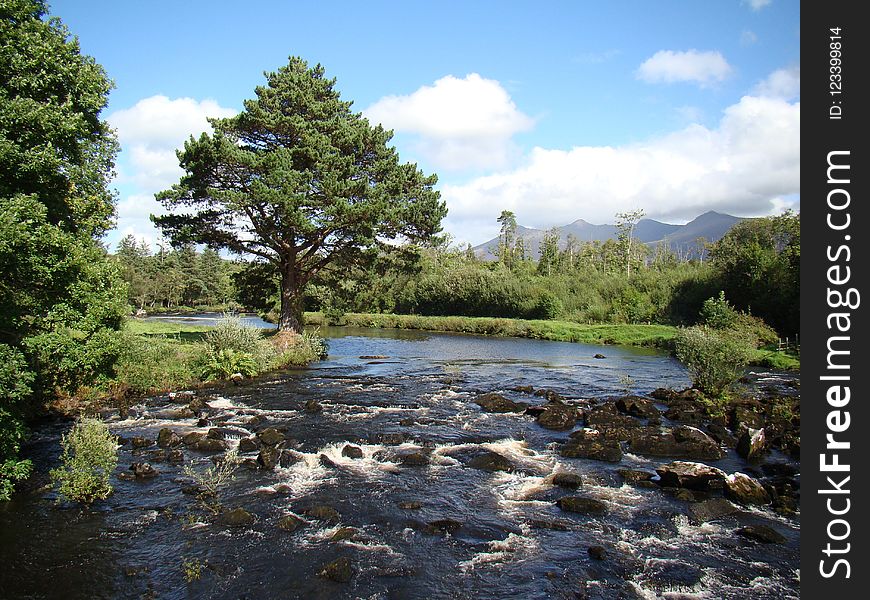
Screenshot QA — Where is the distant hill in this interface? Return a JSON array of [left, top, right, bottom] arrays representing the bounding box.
[[472, 210, 744, 260]]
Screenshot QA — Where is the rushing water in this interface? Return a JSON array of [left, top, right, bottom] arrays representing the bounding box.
[[0, 327, 799, 599]]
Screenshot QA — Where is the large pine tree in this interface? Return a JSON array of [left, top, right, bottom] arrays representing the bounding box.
[[155, 57, 446, 331]]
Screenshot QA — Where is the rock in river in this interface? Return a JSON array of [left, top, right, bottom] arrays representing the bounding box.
[[130, 462, 158, 479], [221, 508, 255, 527], [318, 556, 354, 582], [257, 427, 285, 447], [341, 444, 363, 459], [552, 472, 583, 489], [736, 427, 766, 460], [559, 430, 623, 462], [655, 461, 726, 491], [736, 525, 786, 544], [473, 393, 528, 413], [535, 401, 578, 430], [276, 514, 305, 532], [467, 451, 514, 472], [687, 498, 738, 524], [156, 428, 182, 448], [724, 472, 771, 506], [556, 496, 608, 515]]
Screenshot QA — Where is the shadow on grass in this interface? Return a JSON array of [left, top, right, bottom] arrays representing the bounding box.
[[140, 332, 209, 343]]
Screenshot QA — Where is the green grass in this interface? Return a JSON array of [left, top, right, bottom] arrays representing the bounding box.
[[751, 347, 801, 371]]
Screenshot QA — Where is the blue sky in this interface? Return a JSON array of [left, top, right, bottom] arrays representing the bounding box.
[[51, 0, 800, 250]]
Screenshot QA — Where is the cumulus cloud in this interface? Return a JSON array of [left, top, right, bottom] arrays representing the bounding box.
[[363, 73, 534, 171], [752, 65, 800, 100], [442, 91, 799, 245], [637, 50, 733, 86], [106, 95, 236, 250], [743, 0, 772, 11]]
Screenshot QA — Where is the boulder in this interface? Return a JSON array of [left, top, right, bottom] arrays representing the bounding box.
[[724, 472, 771, 506], [318, 557, 354, 582], [655, 461, 726, 491], [588, 545, 607, 560], [556, 496, 608, 515], [552, 472, 583, 489], [304, 399, 323, 413], [304, 505, 340, 523], [736, 428, 766, 460], [593, 354, 606, 359], [731, 406, 765, 431], [341, 444, 363, 459], [331, 527, 360, 542], [617, 468, 656, 484], [182, 432, 204, 447], [191, 438, 227, 452], [156, 428, 182, 448], [257, 428, 285, 447], [221, 508, 254, 527], [467, 451, 514, 472], [585, 404, 643, 440], [238, 437, 260, 453], [279, 449, 302, 468], [130, 436, 154, 450], [166, 449, 184, 464], [629, 428, 722, 461], [398, 450, 429, 467], [319, 454, 338, 468], [423, 519, 462, 535], [473, 393, 529, 413], [736, 525, 786, 544], [535, 402, 578, 430], [188, 397, 208, 411], [277, 514, 305, 532], [560, 430, 623, 462], [687, 498, 738, 524], [130, 462, 158, 479], [706, 423, 738, 448], [257, 447, 281, 469], [398, 500, 422, 510], [615, 396, 661, 420]]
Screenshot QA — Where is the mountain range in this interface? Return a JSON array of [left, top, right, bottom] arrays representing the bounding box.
[[472, 211, 744, 260]]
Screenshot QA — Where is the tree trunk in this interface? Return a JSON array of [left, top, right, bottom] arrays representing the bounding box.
[[278, 261, 304, 333]]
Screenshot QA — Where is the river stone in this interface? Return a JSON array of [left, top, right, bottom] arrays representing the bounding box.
[[304, 399, 323, 413], [166, 449, 184, 464], [593, 354, 606, 359], [398, 451, 429, 467], [130, 436, 154, 450], [512, 385, 535, 394], [630, 426, 722, 460], [655, 461, 726, 491], [157, 428, 182, 448], [732, 406, 765, 431], [737, 427, 766, 460], [221, 508, 254, 527], [552, 472, 583, 489], [424, 519, 462, 535], [341, 444, 363, 459], [188, 397, 208, 411], [536, 402, 578, 430], [560, 430, 623, 462], [615, 396, 661, 420], [725, 472, 771, 506], [182, 432, 204, 446], [585, 404, 644, 440], [146, 449, 167, 463], [588, 545, 607, 560], [688, 498, 738, 524], [736, 525, 786, 544], [331, 527, 360, 542], [257, 428, 285, 447], [319, 556, 354, 582], [238, 437, 260, 453], [277, 514, 304, 532], [319, 454, 338, 468], [257, 447, 280, 469], [304, 505, 340, 522], [398, 500, 422, 510], [467, 451, 514, 472], [473, 393, 528, 413], [191, 437, 227, 452], [556, 496, 608, 515], [706, 423, 738, 448], [130, 462, 158, 478], [617, 468, 656, 483], [643, 558, 704, 592]]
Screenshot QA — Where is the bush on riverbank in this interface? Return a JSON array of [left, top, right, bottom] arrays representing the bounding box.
[[50, 417, 118, 504], [674, 327, 754, 397]]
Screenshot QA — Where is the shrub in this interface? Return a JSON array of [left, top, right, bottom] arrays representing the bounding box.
[[50, 417, 119, 504], [700, 291, 738, 329], [200, 348, 259, 380], [0, 344, 34, 501], [203, 314, 266, 355], [183, 449, 240, 512], [199, 314, 275, 381], [673, 326, 753, 397]]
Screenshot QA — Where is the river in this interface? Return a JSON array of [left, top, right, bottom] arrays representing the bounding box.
[[0, 326, 799, 599]]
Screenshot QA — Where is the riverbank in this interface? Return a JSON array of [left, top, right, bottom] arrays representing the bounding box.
[[302, 312, 800, 371]]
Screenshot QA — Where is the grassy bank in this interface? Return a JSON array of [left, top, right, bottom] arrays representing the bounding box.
[[303, 311, 800, 371]]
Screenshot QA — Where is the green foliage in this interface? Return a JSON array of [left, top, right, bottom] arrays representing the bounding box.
[[673, 327, 753, 397], [182, 557, 204, 582], [183, 449, 240, 512], [200, 348, 259, 381], [50, 417, 118, 504], [710, 211, 799, 335], [700, 291, 737, 329], [155, 56, 446, 332], [203, 314, 265, 356], [1, 2, 125, 498], [113, 330, 204, 395]]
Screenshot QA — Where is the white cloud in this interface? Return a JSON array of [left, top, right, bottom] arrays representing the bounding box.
[[442, 91, 799, 245], [364, 73, 534, 171], [740, 30, 759, 46], [752, 65, 800, 100], [106, 96, 237, 249], [637, 50, 733, 86], [743, 0, 772, 11]]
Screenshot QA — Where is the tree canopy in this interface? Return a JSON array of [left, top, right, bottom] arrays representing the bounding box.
[[1, 0, 125, 499], [155, 57, 446, 331]]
